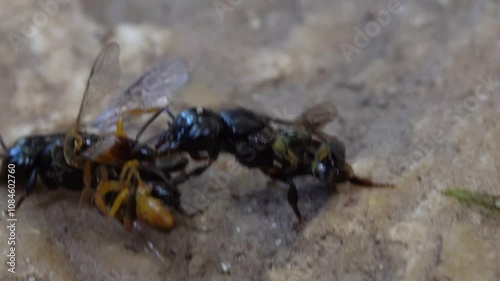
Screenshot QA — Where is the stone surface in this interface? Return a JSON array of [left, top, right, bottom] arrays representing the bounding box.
[[0, 0, 499, 281]]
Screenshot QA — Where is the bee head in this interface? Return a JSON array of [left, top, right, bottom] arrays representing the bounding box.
[[313, 143, 347, 183], [63, 129, 85, 168]]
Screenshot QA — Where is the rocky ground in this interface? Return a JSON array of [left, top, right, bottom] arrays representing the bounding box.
[[0, 0, 499, 280]]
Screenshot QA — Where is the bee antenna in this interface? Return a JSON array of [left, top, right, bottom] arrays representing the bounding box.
[[136, 108, 172, 142]]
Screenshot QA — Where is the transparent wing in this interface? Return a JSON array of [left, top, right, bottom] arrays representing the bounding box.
[[88, 58, 189, 133], [80, 134, 117, 161], [77, 42, 121, 127], [295, 102, 338, 130]]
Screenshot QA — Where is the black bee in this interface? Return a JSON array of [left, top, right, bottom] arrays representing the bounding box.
[[0, 133, 87, 208], [0, 42, 191, 232], [142, 102, 392, 224], [56, 42, 191, 224], [259, 124, 392, 223], [0, 132, 187, 232], [148, 106, 292, 177]]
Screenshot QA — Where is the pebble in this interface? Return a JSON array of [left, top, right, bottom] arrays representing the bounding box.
[[221, 261, 231, 274]]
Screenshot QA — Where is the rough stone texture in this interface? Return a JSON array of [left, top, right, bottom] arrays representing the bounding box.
[[0, 0, 499, 280]]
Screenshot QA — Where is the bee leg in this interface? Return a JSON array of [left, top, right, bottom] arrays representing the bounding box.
[[109, 186, 130, 217], [0, 135, 7, 151], [118, 161, 145, 224], [123, 216, 134, 232], [123, 183, 138, 232], [95, 180, 135, 230], [172, 162, 212, 185], [15, 168, 39, 209], [94, 164, 111, 208], [94, 179, 114, 216], [115, 115, 127, 137], [345, 164, 394, 188], [80, 161, 94, 205], [139, 162, 172, 182], [287, 179, 303, 227], [119, 160, 141, 184]]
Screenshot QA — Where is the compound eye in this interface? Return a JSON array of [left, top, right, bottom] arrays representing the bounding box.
[[75, 135, 83, 150]]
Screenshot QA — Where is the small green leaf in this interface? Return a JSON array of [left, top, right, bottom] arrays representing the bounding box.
[[443, 188, 500, 216]]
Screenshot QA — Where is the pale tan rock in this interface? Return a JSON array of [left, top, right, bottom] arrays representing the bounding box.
[[1, 1, 500, 281], [433, 224, 496, 281]]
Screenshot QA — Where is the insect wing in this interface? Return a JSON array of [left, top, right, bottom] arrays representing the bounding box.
[[89, 58, 189, 133], [77, 42, 122, 128], [295, 102, 338, 130], [80, 133, 117, 162]]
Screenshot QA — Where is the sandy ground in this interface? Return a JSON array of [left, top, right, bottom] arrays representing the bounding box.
[[0, 0, 499, 280]]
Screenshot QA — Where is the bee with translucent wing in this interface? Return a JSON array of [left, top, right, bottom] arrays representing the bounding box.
[[62, 42, 190, 231], [141, 100, 393, 226]]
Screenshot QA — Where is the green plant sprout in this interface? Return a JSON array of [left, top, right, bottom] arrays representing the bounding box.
[[443, 188, 500, 216]]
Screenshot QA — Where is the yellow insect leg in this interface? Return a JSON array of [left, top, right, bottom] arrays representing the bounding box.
[[80, 161, 94, 205], [94, 179, 110, 215], [95, 178, 125, 216], [115, 115, 127, 137], [119, 160, 141, 183], [109, 186, 130, 217]]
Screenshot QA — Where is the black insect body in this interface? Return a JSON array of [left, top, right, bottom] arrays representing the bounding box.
[[153, 106, 285, 178], [218, 108, 277, 168], [0, 132, 186, 232], [260, 122, 392, 223], [157, 107, 225, 162], [0, 42, 191, 232], [151, 103, 392, 225], [149, 106, 295, 207], [0, 134, 86, 207], [52, 42, 194, 232]]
